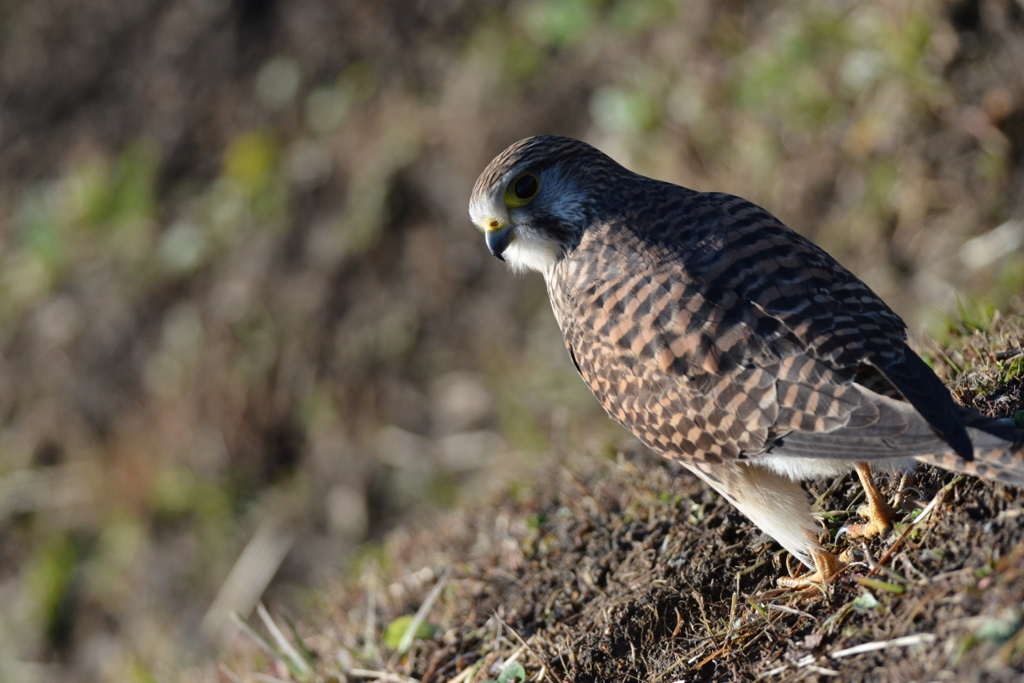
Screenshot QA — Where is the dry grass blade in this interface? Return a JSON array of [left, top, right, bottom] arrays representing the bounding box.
[[231, 611, 304, 679], [202, 517, 296, 638], [758, 653, 841, 679], [766, 604, 813, 619], [397, 568, 450, 655], [831, 633, 937, 658], [445, 663, 483, 683], [756, 663, 789, 678], [496, 619, 569, 683], [257, 603, 313, 677], [348, 668, 421, 682], [252, 674, 294, 683], [364, 569, 380, 662]]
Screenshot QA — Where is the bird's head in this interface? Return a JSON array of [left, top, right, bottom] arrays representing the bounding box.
[[469, 135, 627, 275]]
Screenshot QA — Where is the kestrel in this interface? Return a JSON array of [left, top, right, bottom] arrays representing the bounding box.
[[469, 135, 1024, 585]]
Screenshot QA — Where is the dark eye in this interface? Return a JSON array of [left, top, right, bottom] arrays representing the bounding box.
[[512, 174, 539, 200]]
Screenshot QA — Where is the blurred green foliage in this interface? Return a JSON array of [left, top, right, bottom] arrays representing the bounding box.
[[26, 534, 78, 647], [381, 615, 438, 652], [0, 1, 1022, 682]]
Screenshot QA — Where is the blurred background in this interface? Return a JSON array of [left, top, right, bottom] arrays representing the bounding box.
[[0, 0, 1023, 680]]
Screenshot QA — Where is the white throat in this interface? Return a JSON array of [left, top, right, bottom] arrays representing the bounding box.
[[502, 233, 560, 275]]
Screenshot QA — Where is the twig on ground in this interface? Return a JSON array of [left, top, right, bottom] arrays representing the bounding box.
[[830, 633, 937, 658]]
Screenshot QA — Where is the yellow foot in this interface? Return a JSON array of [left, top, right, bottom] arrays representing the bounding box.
[[844, 503, 895, 539], [844, 462, 896, 539], [777, 548, 844, 589]]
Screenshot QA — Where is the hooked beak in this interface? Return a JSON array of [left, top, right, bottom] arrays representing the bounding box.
[[485, 225, 514, 261]]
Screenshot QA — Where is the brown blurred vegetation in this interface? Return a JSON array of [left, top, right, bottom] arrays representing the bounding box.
[[0, 0, 1023, 681]]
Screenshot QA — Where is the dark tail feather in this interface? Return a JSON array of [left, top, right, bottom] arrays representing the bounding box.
[[879, 349, 974, 460], [957, 407, 1023, 442], [918, 410, 1024, 485]]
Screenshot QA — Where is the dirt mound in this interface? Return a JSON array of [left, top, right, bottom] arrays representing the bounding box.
[[231, 316, 1024, 682]]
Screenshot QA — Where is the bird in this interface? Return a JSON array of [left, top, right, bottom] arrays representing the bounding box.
[[469, 134, 1024, 586]]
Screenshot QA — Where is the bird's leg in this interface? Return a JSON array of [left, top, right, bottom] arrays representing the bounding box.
[[777, 542, 843, 589], [844, 462, 896, 539], [696, 461, 846, 589]]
